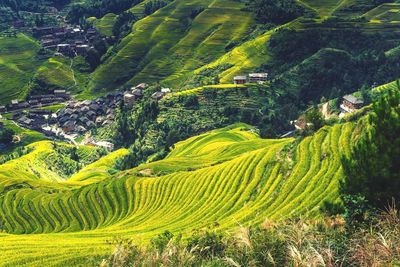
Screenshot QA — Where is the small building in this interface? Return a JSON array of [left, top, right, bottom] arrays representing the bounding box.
[[124, 93, 136, 107], [151, 92, 166, 101], [0, 106, 6, 113], [76, 45, 90, 55], [87, 110, 96, 118], [54, 89, 67, 95], [85, 120, 96, 128], [234, 76, 247, 85], [132, 89, 144, 99], [17, 102, 30, 109], [94, 141, 114, 151], [18, 116, 33, 126], [135, 83, 148, 90], [11, 99, 19, 106], [340, 95, 364, 113], [161, 88, 171, 94], [63, 120, 76, 133], [248, 73, 268, 83]]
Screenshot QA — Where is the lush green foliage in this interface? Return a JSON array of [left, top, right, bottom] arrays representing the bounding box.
[[341, 87, 400, 209], [67, 0, 142, 24], [246, 0, 304, 24], [0, 127, 14, 145], [102, 208, 400, 267]]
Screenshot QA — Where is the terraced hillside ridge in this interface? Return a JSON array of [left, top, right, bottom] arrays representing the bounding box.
[[0, 34, 42, 104], [0, 122, 357, 266], [90, 0, 255, 91], [363, 3, 400, 22]]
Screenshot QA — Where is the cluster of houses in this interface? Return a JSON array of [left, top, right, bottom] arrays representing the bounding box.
[[0, 90, 71, 114], [233, 73, 269, 85], [123, 84, 171, 106], [32, 26, 101, 56], [57, 94, 122, 134]]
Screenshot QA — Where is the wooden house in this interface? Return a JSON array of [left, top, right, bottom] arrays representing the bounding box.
[[234, 76, 247, 84], [341, 95, 364, 113]]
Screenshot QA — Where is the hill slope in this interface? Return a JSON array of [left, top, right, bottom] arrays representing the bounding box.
[[89, 0, 255, 91], [0, 122, 357, 266]]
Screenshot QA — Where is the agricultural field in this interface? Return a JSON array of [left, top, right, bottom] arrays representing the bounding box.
[[34, 57, 77, 92], [89, 0, 255, 91], [89, 13, 118, 37], [0, 121, 358, 266], [363, 3, 400, 22], [0, 34, 43, 104], [0, 120, 46, 155]]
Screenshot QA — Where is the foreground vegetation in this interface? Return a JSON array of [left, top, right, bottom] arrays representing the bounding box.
[[102, 207, 400, 266]]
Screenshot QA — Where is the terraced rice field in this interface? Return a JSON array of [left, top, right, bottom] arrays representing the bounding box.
[[297, 0, 353, 17], [90, 13, 118, 37], [0, 122, 357, 266], [90, 0, 255, 91], [363, 3, 400, 22], [0, 34, 43, 104]]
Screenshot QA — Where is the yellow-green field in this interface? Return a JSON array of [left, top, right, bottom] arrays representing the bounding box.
[[90, 0, 255, 91], [0, 34, 42, 104], [0, 122, 358, 266], [90, 13, 118, 36]]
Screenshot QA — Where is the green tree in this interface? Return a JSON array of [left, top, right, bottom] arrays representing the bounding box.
[[0, 128, 15, 145], [341, 87, 400, 209], [305, 106, 324, 131]]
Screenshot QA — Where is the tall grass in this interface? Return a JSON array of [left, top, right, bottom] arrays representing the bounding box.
[[102, 207, 400, 267]]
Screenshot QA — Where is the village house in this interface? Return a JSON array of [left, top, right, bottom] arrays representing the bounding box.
[[248, 73, 268, 83], [234, 76, 247, 85], [135, 83, 149, 90], [124, 93, 136, 107], [18, 116, 34, 126], [63, 120, 76, 133], [94, 141, 114, 151], [151, 92, 166, 101], [132, 89, 144, 99], [54, 89, 67, 95], [161, 88, 171, 94], [76, 45, 90, 55], [0, 106, 6, 113], [340, 95, 364, 113], [291, 116, 313, 131]]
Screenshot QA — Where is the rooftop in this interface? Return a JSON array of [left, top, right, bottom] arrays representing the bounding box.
[[249, 73, 268, 78], [343, 95, 364, 105]]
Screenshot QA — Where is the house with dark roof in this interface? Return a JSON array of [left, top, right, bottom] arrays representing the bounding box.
[[234, 76, 247, 85], [248, 73, 268, 83], [151, 92, 166, 101], [63, 120, 76, 133], [132, 89, 144, 99], [340, 95, 364, 113]]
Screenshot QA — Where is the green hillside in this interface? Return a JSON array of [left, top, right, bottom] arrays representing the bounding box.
[[0, 34, 42, 104], [0, 121, 358, 265], [90, 0, 255, 91], [90, 13, 118, 36]]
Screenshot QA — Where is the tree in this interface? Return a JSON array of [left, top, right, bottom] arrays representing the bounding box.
[[341, 87, 400, 209], [305, 106, 324, 131], [247, 0, 304, 24], [0, 128, 15, 145]]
